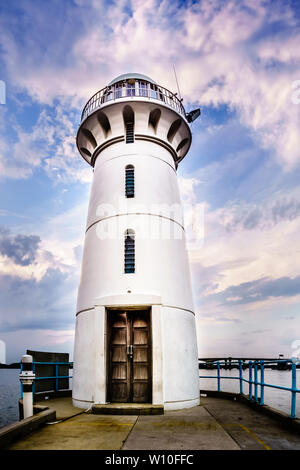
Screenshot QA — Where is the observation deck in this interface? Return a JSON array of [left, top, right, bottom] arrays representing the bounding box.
[[81, 73, 186, 123]]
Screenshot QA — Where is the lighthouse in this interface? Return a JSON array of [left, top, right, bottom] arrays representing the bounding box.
[[72, 73, 200, 410]]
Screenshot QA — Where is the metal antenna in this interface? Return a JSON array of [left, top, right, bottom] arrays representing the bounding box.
[[173, 64, 182, 102]]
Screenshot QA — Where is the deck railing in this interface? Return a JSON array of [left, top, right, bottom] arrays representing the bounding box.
[[199, 359, 300, 418], [81, 81, 186, 122], [20, 359, 299, 418], [20, 361, 73, 397]]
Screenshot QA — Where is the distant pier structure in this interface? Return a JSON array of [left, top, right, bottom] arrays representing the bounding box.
[[72, 73, 201, 410], [0, 340, 5, 364], [198, 356, 297, 370]]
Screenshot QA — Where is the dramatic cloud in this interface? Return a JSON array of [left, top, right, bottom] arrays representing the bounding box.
[[0, 0, 299, 180], [0, 0, 300, 360], [218, 191, 300, 233], [0, 105, 92, 182], [0, 227, 40, 266], [0, 268, 77, 333], [212, 275, 300, 305]]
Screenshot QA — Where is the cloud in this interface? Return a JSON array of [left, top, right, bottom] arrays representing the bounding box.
[[220, 192, 300, 233], [0, 109, 53, 179], [0, 199, 86, 283], [0, 268, 77, 333], [211, 275, 300, 305], [178, 177, 201, 205], [0, 0, 299, 177], [0, 104, 92, 183], [187, 182, 300, 297], [0, 0, 300, 361], [1, 328, 75, 364], [0, 227, 40, 266]]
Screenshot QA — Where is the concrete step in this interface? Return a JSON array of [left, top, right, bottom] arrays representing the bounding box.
[[92, 403, 164, 415]]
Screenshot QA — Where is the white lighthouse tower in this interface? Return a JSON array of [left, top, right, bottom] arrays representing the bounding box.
[[72, 73, 200, 411]]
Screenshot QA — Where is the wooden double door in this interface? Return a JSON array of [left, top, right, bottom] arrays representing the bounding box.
[[107, 309, 152, 403]]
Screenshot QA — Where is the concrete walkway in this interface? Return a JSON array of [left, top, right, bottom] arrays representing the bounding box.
[[6, 396, 300, 450]]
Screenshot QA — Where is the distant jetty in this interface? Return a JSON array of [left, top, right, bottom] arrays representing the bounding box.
[[198, 357, 300, 370], [0, 363, 20, 369]]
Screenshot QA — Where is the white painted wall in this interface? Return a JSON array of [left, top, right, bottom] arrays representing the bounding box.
[[73, 80, 199, 410]]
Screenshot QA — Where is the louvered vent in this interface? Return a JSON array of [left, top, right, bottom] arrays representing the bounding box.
[[124, 229, 135, 273], [126, 122, 134, 143], [125, 165, 134, 198]]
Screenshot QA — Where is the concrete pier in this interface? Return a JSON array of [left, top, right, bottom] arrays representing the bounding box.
[[4, 396, 300, 450]]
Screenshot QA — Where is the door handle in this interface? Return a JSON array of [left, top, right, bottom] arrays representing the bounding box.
[[127, 345, 133, 358]]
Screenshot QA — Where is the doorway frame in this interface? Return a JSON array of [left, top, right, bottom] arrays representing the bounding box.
[[93, 293, 163, 406], [106, 307, 152, 403]]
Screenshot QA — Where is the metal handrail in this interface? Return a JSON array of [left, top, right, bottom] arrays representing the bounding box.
[[81, 81, 186, 122], [199, 359, 300, 419], [20, 361, 73, 397]]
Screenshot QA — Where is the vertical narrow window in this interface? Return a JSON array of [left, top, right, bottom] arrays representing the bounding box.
[[125, 165, 134, 198], [124, 229, 135, 273], [126, 122, 134, 143]]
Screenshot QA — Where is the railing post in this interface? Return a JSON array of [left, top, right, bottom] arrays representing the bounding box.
[[260, 360, 265, 405], [217, 361, 221, 392], [20, 361, 23, 398], [291, 361, 297, 419], [32, 362, 36, 395], [19, 355, 35, 419], [249, 361, 253, 400], [55, 364, 59, 392], [254, 361, 258, 403], [239, 360, 243, 395]]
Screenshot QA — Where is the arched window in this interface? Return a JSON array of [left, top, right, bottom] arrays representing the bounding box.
[[80, 147, 91, 158], [97, 111, 111, 138], [123, 105, 135, 143], [125, 165, 135, 198], [176, 138, 189, 152], [167, 119, 181, 143], [148, 108, 161, 133], [124, 229, 135, 273], [81, 128, 97, 149]]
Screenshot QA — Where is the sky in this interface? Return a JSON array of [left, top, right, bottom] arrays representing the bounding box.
[[0, 0, 300, 363]]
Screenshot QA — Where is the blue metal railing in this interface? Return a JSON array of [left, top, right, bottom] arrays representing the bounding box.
[[199, 359, 300, 419], [20, 361, 73, 398]]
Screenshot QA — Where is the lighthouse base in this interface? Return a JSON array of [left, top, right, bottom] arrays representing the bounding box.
[[72, 294, 200, 411], [164, 397, 200, 411]]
